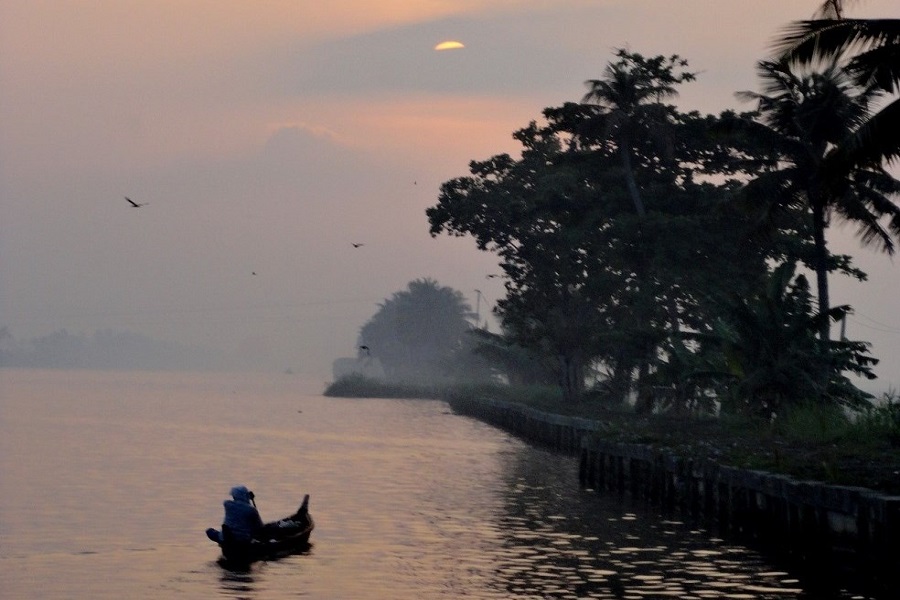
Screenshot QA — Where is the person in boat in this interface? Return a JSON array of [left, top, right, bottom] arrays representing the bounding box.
[[222, 485, 264, 542], [207, 489, 312, 550]]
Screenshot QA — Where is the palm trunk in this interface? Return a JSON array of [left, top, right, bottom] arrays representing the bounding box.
[[633, 359, 654, 414], [619, 141, 646, 219], [610, 362, 633, 404], [812, 201, 830, 341], [559, 353, 584, 403]]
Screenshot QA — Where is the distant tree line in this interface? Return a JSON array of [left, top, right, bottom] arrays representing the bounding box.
[[419, 6, 900, 418], [351, 278, 558, 386], [0, 326, 223, 371]]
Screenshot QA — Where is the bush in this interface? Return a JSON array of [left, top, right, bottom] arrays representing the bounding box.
[[853, 390, 900, 446], [323, 374, 444, 399], [440, 381, 562, 408], [776, 402, 851, 444]]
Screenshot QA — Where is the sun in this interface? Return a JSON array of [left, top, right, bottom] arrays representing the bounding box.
[[434, 41, 465, 51]]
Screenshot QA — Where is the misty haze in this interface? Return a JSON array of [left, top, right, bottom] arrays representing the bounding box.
[[2, 2, 900, 599]]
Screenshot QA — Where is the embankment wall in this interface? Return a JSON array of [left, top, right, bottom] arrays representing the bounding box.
[[447, 395, 900, 591]]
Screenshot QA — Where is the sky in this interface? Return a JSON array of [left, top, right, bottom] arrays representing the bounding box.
[[1, 1, 899, 390]]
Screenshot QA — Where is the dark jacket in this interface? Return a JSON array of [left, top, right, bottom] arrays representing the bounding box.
[[223, 486, 263, 541]]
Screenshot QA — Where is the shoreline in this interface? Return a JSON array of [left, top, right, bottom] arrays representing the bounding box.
[[446, 394, 900, 598]]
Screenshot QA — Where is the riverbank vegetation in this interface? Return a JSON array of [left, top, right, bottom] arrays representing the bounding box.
[[325, 375, 900, 494], [331, 3, 900, 493]]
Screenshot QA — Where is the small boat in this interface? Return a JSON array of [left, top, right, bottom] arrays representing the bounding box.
[[206, 494, 314, 564]]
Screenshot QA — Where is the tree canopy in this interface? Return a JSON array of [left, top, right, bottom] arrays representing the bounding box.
[[727, 57, 900, 340], [429, 50, 774, 406], [775, 4, 900, 168], [427, 45, 887, 413], [358, 278, 478, 382]]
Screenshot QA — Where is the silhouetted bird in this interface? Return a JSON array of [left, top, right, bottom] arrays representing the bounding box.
[[352, 243, 365, 248], [359, 345, 370, 356], [486, 274, 500, 279], [125, 196, 146, 208]]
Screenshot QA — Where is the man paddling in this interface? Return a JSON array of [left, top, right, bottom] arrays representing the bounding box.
[[206, 485, 263, 543], [223, 486, 264, 541]]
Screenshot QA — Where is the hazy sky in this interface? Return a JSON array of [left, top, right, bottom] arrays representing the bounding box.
[[2, 1, 899, 389]]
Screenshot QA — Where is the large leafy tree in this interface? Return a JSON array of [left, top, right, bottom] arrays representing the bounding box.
[[429, 123, 616, 401], [358, 279, 475, 382], [428, 52, 769, 404], [730, 58, 900, 340], [577, 51, 765, 411]]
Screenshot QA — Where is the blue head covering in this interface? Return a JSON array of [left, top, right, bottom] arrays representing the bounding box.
[[230, 485, 252, 503]]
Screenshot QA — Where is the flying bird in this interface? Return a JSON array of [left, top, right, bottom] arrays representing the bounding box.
[[359, 345, 370, 356], [352, 243, 365, 248], [124, 197, 146, 208]]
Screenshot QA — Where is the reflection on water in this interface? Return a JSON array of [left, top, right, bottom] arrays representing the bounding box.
[[479, 451, 816, 600], [0, 370, 877, 599], [219, 567, 256, 597]]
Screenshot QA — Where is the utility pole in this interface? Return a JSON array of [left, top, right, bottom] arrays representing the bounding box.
[[474, 289, 482, 327]]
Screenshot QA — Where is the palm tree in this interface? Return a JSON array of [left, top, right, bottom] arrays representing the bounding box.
[[735, 58, 900, 340], [579, 50, 697, 409], [774, 6, 900, 167], [581, 49, 695, 218]]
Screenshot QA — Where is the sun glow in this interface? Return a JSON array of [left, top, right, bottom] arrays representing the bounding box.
[[434, 40, 465, 51]]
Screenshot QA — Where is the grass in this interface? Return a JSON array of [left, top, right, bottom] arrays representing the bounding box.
[[324, 376, 900, 494]]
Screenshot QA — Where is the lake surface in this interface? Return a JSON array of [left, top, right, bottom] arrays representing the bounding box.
[[0, 369, 875, 599]]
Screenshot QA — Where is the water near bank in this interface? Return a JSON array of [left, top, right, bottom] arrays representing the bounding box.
[[447, 394, 899, 598], [0, 369, 875, 598]]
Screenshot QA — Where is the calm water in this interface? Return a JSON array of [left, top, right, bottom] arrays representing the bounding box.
[[0, 369, 871, 599]]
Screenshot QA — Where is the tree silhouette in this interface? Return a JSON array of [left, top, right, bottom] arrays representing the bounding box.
[[581, 49, 695, 219], [774, 5, 900, 168], [429, 67, 769, 404], [732, 58, 900, 339], [358, 279, 475, 382], [703, 262, 875, 417]]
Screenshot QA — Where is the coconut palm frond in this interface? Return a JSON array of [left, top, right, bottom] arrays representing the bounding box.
[[776, 19, 900, 91], [847, 43, 900, 92], [831, 98, 900, 167], [775, 19, 899, 62], [834, 193, 895, 254]]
